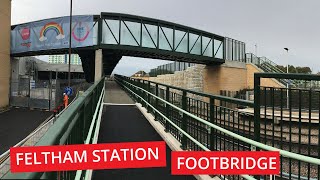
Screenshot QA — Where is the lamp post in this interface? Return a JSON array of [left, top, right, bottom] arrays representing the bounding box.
[[255, 44, 257, 56], [284, 48, 289, 109], [68, 0, 73, 87]]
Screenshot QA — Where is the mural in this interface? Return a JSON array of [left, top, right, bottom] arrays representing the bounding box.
[[11, 15, 93, 54]]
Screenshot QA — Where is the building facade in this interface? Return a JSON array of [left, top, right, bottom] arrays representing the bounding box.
[[48, 54, 82, 65], [0, 0, 11, 108]]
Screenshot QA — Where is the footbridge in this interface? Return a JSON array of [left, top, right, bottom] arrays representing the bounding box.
[[10, 12, 245, 82], [1, 72, 320, 180]]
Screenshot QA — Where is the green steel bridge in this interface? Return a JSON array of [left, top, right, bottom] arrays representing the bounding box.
[[10, 12, 245, 82]]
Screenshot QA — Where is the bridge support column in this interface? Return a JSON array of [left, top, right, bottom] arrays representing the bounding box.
[[95, 49, 103, 82], [0, 0, 11, 108]]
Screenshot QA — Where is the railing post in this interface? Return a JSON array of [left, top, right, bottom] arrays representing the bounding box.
[[155, 83, 159, 121], [138, 79, 142, 105], [165, 86, 170, 132], [181, 90, 187, 150], [254, 74, 261, 146], [147, 81, 151, 113], [209, 97, 215, 151]]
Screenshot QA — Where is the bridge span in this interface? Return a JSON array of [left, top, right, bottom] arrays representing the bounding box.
[[10, 12, 245, 83]]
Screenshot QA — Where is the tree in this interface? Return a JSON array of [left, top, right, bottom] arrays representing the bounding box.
[[276, 65, 312, 74], [296, 67, 312, 74]]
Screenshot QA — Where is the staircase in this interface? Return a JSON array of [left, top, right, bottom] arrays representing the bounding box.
[[245, 53, 293, 87]]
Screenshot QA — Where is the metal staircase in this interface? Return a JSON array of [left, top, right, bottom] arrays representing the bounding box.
[[245, 53, 293, 87]]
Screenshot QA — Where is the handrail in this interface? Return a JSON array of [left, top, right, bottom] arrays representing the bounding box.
[[115, 75, 320, 179], [128, 75, 253, 107], [115, 77, 254, 179], [74, 86, 105, 180]]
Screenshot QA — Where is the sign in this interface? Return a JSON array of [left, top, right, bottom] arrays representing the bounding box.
[[11, 15, 94, 54], [64, 87, 73, 96], [171, 151, 280, 175], [10, 141, 166, 172]]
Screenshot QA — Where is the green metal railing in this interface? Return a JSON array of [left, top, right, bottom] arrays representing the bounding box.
[[3, 78, 105, 179], [115, 74, 320, 180], [255, 73, 320, 180]]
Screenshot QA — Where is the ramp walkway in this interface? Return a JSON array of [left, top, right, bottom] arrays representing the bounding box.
[[0, 108, 52, 154], [92, 81, 195, 180]]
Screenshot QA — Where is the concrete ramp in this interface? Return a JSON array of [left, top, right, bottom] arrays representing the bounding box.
[[104, 80, 135, 104], [93, 105, 195, 180]]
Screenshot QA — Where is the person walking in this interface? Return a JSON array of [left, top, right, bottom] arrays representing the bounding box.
[[63, 93, 69, 108]]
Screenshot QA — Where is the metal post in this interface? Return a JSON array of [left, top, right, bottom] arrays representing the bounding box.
[[209, 97, 215, 151], [165, 86, 170, 132], [181, 90, 187, 150], [147, 81, 151, 113], [254, 74, 261, 179], [284, 48, 289, 109], [254, 74, 261, 143], [155, 84, 159, 121], [68, 0, 73, 87]]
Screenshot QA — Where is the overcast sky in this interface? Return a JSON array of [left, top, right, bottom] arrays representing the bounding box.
[[11, 0, 320, 75]]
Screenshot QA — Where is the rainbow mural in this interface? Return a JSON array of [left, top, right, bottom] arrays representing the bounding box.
[[39, 22, 65, 42]]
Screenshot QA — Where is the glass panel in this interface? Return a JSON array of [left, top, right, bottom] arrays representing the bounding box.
[[175, 30, 188, 53], [93, 21, 98, 45], [202, 36, 212, 57], [102, 20, 119, 44], [214, 39, 223, 59], [142, 24, 157, 48], [189, 33, 201, 55], [120, 21, 140, 46], [159, 26, 173, 51]]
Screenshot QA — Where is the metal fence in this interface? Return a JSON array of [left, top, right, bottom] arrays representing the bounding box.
[[10, 78, 52, 110], [254, 73, 320, 180], [116, 73, 320, 180], [10, 78, 90, 110], [149, 62, 196, 77]]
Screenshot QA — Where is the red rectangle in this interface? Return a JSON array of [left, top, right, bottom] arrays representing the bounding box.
[[171, 151, 279, 175], [10, 141, 166, 173]]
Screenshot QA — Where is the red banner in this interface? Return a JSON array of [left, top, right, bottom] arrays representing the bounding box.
[[171, 151, 280, 175], [10, 141, 166, 173]]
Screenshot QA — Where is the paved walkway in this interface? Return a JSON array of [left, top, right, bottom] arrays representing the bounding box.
[[104, 80, 135, 104], [93, 106, 195, 180], [0, 108, 52, 154]]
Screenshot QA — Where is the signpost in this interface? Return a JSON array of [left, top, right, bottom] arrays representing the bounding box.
[[64, 87, 73, 96]]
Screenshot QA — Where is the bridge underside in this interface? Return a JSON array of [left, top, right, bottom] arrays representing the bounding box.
[[12, 46, 224, 83]]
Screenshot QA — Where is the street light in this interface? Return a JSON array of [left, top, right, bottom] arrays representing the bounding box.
[[68, 0, 73, 87], [284, 48, 289, 109]]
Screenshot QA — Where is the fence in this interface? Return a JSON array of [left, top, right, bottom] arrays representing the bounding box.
[[10, 78, 52, 110], [254, 73, 320, 179], [116, 74, 320, 180], [10, 78, 90, 110], [149, 62, 196, 77]]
